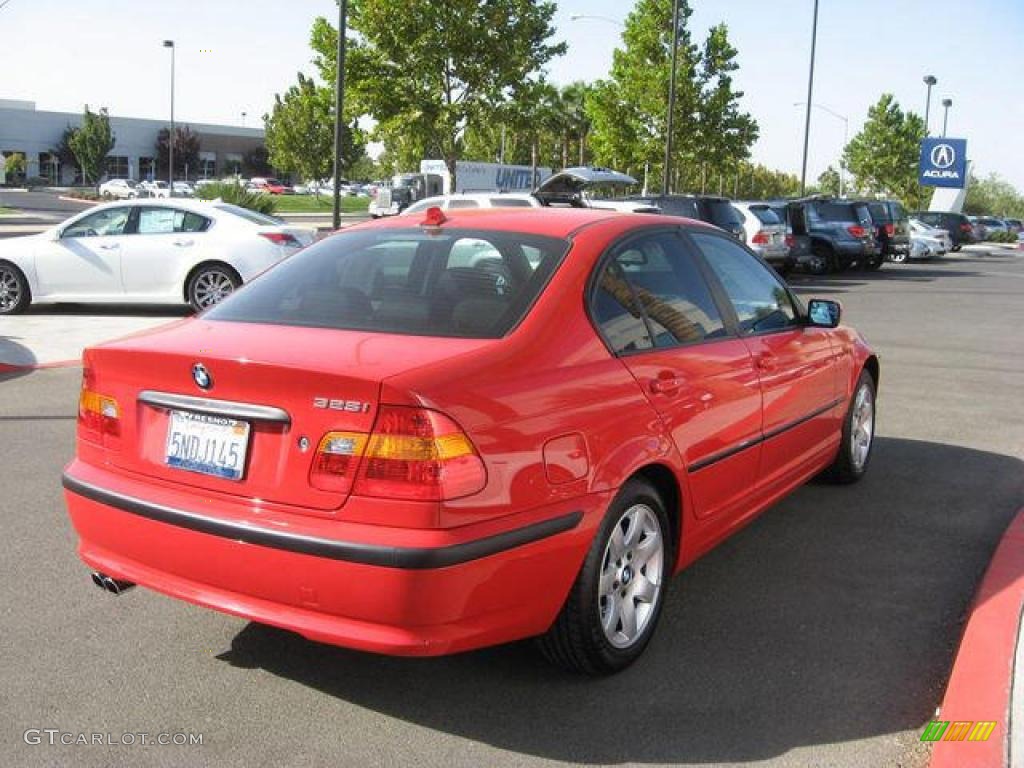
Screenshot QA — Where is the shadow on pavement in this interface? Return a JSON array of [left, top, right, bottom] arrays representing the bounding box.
[[24, 303, 191, 318], [217, 436, 1024, 765], [0, 336, 36, 381]]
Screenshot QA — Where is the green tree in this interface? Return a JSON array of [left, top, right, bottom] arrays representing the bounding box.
[[586, 0, 757, 192], [963, 173, 1024, 218], [3, 152, 26, 182], [310, 0, 565, 186], [816, 165, 841, 197], [68, 106, 115, 188], [843, 93, 927, 208], [264, 72, 364, 185], [156, 125, 201, 179]]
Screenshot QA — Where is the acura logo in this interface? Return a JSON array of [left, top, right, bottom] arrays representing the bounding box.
[[930, 143, 956, 169], [192, 363, 212, 390]]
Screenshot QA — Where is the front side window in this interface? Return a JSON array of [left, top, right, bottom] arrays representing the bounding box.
[[62, 207, 131, 238], [206, 228, 568, 338], [592, 232, 726, 354], [691, 232, 798, 334]]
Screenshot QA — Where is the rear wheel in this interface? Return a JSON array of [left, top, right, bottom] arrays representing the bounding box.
[[187, 263, 241, 312], [822, 369, 876, 484], [889, 250, 908, 264], [808, 243, 832, 275], [0, 261, 31, 315], [538, 478, 671, 675]]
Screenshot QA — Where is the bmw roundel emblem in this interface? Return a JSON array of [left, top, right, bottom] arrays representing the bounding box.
[[192, 363, 212, 390]]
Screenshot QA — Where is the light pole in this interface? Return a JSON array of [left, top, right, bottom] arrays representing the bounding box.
[[799, 0, 820, 196], [794, 101, 848, 197], [241, 111, 247, 127], [941, 98, 952, 138], [332, 0, 348, 230], [923, 74, 937, 135], [663, 0, 680, 194], [163, 40, 175, 195]]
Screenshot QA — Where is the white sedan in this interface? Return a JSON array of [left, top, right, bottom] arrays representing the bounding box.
[[0, 199, 315, 314], [98, 179, 141, 200]]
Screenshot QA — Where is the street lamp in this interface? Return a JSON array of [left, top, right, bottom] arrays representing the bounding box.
[[163, 40, 175, 195], [941, 98, 953, 138], [332, 0, 349, 230], [923, 74, 937, 135], [799, 0, 820, 196], [663, 0, 680, 194], [794, 101, 848, 197]]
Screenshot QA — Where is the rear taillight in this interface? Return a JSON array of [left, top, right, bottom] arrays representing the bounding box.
[[359, 406, 485, 501], [309, 432, 368, 493], [785, 234, 795, 248], [751, 230, 769, 245], [847, 225, 866, 238], [960, 223, 972, 232], [885, 223, 895, 236], [78, 368, 120, 442], [259, 232, 301, 247]]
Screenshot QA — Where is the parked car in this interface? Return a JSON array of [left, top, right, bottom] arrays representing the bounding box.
[[250, 177, 294, 195], [627, 194, 746, 241], [534, 167, 659, 213], [968, 216, 988, 241], [799, 198, 880, 272], [0, 199, 315, 314], [906, 218, 952, 260], [764, 201, 815, 273], [140, 180, 171, 199], [977, 217, 1009, 238], [732, 202, 793, 273], [862, 200, 910, 263], [98, 179, 140, 200], [172, 181, 195, 198], [62, 207, 879, 674], [1004, 218, 1022, 235], [911, 211, 976, 251], [401, 193, 541, 215]]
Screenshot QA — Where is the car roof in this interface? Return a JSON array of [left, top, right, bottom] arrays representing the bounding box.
[[81, 198, 229, 216]]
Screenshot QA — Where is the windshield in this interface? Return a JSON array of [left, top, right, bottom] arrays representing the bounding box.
[[206, 228, 570, 338]]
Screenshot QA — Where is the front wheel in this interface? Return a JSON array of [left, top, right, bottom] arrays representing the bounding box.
[[187, 264, 241, 312], [0, 261, 31, 314], [822, 370, 876, 484], [538, 478, 671, 675]]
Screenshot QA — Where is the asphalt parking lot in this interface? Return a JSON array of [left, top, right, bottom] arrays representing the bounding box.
[[2, 246, 1022, 768]]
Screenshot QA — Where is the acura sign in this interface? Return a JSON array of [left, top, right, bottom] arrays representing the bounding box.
[[919, 137, 968, 188]]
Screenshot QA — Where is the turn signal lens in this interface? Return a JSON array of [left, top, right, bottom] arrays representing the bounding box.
[[309, 431, 368, 493], [354, 406, 486, 501]]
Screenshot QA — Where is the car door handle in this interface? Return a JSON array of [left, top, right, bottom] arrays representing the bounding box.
[[98, 243, 120, 250], [172, 239, 194, 247], [649, 372, 685, 394]]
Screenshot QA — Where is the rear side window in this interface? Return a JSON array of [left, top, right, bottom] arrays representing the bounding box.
[[206, 228, 569, 338], [591, 232, 726, 353], [136, 207, 211, 234], [706, 201, 743, 228]]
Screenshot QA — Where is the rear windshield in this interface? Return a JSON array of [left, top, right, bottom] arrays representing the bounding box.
[[213, 203, 285, 226], [206, 228, 570, 338], [813, 202, 864, 223], [706, 200, 742, 227], [748, 206, 781, 226], [649, 197, 699, 218]]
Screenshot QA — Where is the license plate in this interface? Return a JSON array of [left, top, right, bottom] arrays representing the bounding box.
[[165, 410, 250, 481]]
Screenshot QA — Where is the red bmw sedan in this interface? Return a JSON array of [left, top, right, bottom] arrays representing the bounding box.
[[64, 207, 878, 674]]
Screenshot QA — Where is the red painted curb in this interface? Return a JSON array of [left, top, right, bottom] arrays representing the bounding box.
[[930, 508, 1024, 768], [0, 359, 80, 373]]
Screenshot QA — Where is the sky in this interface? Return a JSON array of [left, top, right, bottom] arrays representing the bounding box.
[[2, 0, 1022, 189]]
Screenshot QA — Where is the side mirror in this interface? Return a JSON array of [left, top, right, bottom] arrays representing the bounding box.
[[807, 298, 841, 328]]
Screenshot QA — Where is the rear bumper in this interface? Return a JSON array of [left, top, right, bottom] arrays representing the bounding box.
[[63, 460, 602, 656]]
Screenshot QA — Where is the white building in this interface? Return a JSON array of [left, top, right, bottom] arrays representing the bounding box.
[[0, 99, 265, 184]]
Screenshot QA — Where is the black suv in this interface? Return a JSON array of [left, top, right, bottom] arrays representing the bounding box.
[[911, 211, 977, 251], [786, 197, 880, 273], [628, 195, 745, 241], [862, 200, 910, 263]]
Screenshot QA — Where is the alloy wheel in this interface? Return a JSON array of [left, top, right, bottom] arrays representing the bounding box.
[[850, 383, 874, 471], [191, 270, 236, 309], [0, 266, 22, 312], [598, 503, 665, 649]]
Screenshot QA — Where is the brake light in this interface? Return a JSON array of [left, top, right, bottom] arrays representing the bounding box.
[[355, 406, 485, 501], [960, 223, 972, 232], [785, 234, 795, 248], [259, 232, 301, 247], [885, 223, 895, 236], [309, 432, 368, 493], [78, 369, 120, 442], [847, 225, 866, 238], [751, 230, 769, 245]]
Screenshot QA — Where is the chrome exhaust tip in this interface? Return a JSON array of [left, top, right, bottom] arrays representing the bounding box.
[[91, 571, 135, 595]]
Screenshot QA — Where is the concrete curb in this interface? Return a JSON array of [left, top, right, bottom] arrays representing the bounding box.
[[930, 507, 1024, 768], [56, 196, 98, 205]]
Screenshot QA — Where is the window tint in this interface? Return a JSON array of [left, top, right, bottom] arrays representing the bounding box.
[[63, 207, 131, 238], [706, 201, 743, 228], [692, 232, 798, 334], [137, 207, 211, 234], [592, 232, 726, 354], [489, 197, 534, 208], [655, 197, 700, 218], [749, 206, 781, 226], [206, 228, 568, 338], [446, 199, 480, 209], [812, 202, 858, 222]]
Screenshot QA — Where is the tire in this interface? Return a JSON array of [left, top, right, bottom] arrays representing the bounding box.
[[822, 369, 876, 484], [952, 244, 962, 252], [0, 261, 31, 315], [864, 252, 885, 271], [186, 263, 241, 312], [889, 251, 907, 264], [538, 478, 672, 675], [808, 243, 832, 275]]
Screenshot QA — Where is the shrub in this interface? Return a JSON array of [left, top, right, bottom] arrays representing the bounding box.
[[195, 181, 277, 215], [65, 189, 102, 201], [988, 230, 1018, 243]]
